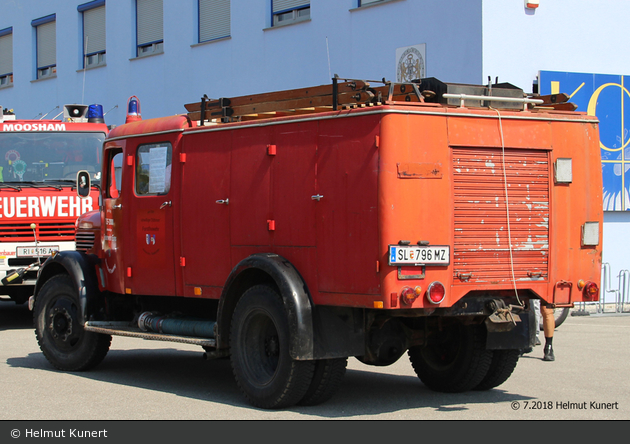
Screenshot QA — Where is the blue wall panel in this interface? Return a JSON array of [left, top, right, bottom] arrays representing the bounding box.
[[540, 70, 630, 211]]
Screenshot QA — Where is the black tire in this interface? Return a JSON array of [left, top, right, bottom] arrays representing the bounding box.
[[474, 349, 520, 391], [230, 285, 315, 409], [33, 274, 111, 371], [298, 357, 347, 406], [408, 323, 492, 393], [539, 307, 570, 330]]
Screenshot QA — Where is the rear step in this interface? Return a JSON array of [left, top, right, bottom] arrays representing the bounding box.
[[84, 321, 216, 347]]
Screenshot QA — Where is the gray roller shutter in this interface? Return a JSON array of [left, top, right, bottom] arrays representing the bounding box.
[[83, 5, 106, 55], [37, 21, 56, 68], [137, 0, 163, 46], [199, 0, 230, 42], [0, 31, 12, 76]]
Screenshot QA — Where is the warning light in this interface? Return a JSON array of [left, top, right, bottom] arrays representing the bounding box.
[[87, 104, 105, 123], [126, 96, 142, 123]]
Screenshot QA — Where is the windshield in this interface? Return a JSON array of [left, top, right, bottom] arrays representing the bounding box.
[[0, 132, 104, 184]]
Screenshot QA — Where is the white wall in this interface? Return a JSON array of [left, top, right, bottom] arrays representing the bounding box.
[[482, 0, 630, 93]]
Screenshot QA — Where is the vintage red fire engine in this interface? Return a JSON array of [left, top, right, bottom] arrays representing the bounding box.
[[0, 105, 105, 304], [31, 78, 602, 408]]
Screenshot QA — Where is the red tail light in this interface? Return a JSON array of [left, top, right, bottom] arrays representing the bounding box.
[[426, 282, 446, 304], [401, 286, 420, 305], [583, 281, 599, 301]]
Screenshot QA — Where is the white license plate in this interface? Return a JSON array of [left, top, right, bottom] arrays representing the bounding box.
[[389, 245, 450, 266], [17, 246, 59, 257]]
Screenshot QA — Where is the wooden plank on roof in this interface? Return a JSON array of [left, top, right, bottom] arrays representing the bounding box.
[[184, 81, 369, 113]]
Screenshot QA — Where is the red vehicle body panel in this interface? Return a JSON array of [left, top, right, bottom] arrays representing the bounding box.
[[100, 104, 602, 311]]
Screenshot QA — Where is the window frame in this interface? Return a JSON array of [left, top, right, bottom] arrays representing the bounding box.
[[271, 1, 310, 27], [78, 0, 107, 69]]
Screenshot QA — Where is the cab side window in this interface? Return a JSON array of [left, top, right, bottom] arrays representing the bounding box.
[[107, 150, 123, 198], [135, 142, 172, 196]]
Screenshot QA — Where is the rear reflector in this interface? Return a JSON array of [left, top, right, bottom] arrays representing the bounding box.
[[426, 282, 446, 304]]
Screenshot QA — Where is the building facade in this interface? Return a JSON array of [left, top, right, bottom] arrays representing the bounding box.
[[1, 0, 629, 302]]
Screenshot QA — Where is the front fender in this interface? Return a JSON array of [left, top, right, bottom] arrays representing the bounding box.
[[33, 251, 102, 325]]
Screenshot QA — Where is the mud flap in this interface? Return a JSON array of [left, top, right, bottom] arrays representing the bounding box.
[[485, 305, 534, 351]]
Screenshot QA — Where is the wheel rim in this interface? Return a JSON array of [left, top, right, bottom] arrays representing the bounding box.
[[240, 309, 280, 386], [45, 296, 82, 351], [420, 327, 463, 371]]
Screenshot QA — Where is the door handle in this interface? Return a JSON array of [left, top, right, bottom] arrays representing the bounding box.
[[216, 199, 229, 205], [112, 204, 122, 209], [160, 201, 172, 209]]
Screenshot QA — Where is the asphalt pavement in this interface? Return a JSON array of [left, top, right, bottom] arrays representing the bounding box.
[[1, 302, 628, 422]]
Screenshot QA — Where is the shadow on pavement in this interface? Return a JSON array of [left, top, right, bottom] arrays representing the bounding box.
[[7, 344, 534, 418], [0, 302, 33, 331]]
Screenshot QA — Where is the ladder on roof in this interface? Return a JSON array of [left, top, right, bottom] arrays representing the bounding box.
[[184, 77, 578, 124], [184, 76, 430, 124]]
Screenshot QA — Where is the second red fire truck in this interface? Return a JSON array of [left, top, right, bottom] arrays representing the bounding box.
[[0, 105, 105, 304]]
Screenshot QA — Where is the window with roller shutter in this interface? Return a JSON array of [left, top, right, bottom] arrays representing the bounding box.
[[32, 14, 56, 79], [79, 1, 106, 68], [136, 0, 163, 57], [199, 0, 231, 43]]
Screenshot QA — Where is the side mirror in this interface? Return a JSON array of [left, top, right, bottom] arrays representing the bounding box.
[[77, 170, 91, 198]]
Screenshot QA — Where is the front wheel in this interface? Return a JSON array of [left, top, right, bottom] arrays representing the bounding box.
[[230, 285, 315, 409], [408, 323, 492, 393], [34, 274, 111, 371]]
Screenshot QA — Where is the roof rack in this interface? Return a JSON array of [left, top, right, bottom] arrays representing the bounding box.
[[185, 76, 436, 125], [184, 76, 577, 125]]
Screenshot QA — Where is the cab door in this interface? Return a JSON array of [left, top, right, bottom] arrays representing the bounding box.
[[101, 146, 126, 294], [124, 138, 177, 296]]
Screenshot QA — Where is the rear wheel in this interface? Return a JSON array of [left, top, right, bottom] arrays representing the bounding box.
[[230, 285, 315, 409], [298, 357, 347, 406], [408, 323, 492, 393], [34, 274, 111, 371], [474, 349, 520, 391]]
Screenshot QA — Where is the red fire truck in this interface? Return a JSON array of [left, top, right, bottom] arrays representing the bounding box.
[[31, 78, 602, 409], [0, 105, 105, 304]]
